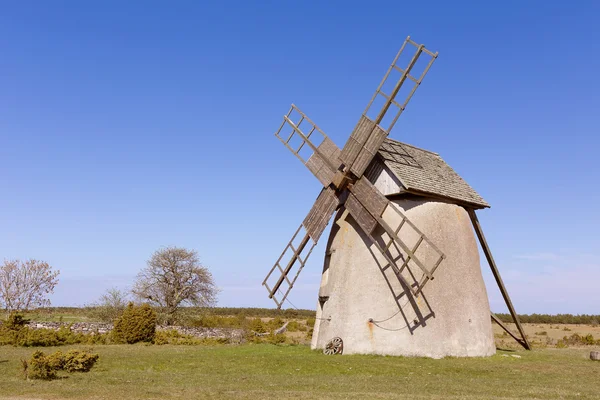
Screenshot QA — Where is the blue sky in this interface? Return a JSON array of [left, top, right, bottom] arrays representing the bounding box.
[[1, 1, 598, 314]]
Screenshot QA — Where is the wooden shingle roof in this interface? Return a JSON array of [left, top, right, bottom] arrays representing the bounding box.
[[376, 138, 490, 209]]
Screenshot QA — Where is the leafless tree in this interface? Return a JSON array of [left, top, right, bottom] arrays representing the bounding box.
[[0, 259, 60, 312], [87, 287, 130, 323], [132, 246, 217, 324]]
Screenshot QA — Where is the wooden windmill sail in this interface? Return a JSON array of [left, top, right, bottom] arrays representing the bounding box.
[[262, 36, 530, 352]]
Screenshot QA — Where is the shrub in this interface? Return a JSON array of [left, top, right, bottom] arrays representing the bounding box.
[[248, 318, 267, 334], [306, 328, 314, 340], [306, 317, 316, 327], [535, 331, 548, 336], [21, 349, 99, 379], [62, 350, 99, 372], [286, 321, 306, 332], [4, 313, 30, 330], [556, 333, 599, 347], [0, 320, 111, 347], [112, 303, 157, 344], [23, 350, 58, 380], [45, 351, 65, 370], [265, 333, 286, 345], [153, 329, 230, 345]]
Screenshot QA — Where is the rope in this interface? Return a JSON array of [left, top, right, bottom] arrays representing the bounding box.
[[278, 290, 331, 321], [368, 297, 412, 331]]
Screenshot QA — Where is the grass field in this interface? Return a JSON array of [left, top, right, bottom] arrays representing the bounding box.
[[1, 344, 598, 400]]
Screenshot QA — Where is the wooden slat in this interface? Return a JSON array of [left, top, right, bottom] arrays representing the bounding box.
[[344, 192, 377, 234], [350, 121, 387, 177], [302, 187, 339, 242], [350, 176, 388, 218], [339, 115, 374, 170], [318, 137, 342, 162], [306, 138, 342, 187]]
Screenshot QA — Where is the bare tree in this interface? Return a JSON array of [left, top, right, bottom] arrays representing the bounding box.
[[132, 246, 217, 324], [0, 259, 60, 312], [87, 287, 130, 323]]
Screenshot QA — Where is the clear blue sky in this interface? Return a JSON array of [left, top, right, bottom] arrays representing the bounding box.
[[1, 1, 598, 314]]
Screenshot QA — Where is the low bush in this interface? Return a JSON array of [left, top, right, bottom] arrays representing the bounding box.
[[4, 313, 30, 330], [556, 333, 599, 347], [286, 320, 307, 332], [248, 318, 267, 334], [153, 329, 230, 345], [112, 303, 157, 344], [306, 328, 314, 340], [23, 350, 58, 380], [62, 350, 100, 372], [0, 320, 110, 347], [21, 349, 99, 380]]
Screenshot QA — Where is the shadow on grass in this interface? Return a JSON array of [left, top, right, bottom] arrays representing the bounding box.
[[496, 347, 517, 352]]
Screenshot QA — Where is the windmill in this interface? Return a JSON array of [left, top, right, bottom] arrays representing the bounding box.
[[262, 36, 529, 357]]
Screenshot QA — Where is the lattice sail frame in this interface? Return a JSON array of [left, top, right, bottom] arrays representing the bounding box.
[[275, 104, 342, 187], [339, 36, 438, 179], [364, 36, 438, 133], [262, 224, 317, 308], [263, 36, 444, 308]]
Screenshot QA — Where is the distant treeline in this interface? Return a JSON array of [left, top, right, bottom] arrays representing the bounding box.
[[495, 313, 600, 325], [17, 307, 600, 324]]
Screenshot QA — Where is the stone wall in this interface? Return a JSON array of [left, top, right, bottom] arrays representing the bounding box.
[[27, 321, 244, 340]]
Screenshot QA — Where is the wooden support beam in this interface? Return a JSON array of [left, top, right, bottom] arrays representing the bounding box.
[[491, 313, 527, 349], [467, 208, 531, 350]]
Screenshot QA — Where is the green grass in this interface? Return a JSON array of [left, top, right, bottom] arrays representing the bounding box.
[[0, 344, 598, 399]]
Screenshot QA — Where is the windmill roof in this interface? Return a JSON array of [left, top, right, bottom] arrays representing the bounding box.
[[377, 138, 490, 209]]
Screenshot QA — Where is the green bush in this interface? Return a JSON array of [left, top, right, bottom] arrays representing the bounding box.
[[112, 303, 157, 344], [0, 322, 111, 347], [4, 313, 30, 330], [153, 329, 230, 345], [286, 321, 306, 332], [23, 350, 58, 380], [46, 351, 65, 370], [248, 318, 267, 334], [265, 333, 286, 345], [556, 333, 599, 347], [62, 350, 100, 372], [21, 349, 99, 379], [306, 317, 316, 327]]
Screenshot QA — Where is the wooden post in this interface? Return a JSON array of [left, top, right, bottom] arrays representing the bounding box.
[[467, 208, 531, 350]]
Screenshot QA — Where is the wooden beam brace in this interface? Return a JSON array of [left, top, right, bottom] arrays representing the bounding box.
[[491, 313, 527, 349], [467, 208, 531, 350]]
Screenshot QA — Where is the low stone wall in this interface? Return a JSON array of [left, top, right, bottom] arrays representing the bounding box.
[[27, 321, 244, 340]]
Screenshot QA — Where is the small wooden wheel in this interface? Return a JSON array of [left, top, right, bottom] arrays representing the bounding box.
[[323, 337, 343, 355]]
